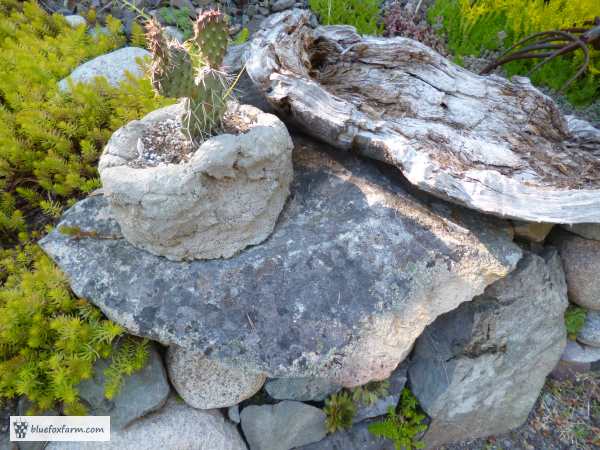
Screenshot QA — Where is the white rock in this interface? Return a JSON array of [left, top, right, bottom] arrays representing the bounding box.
[[47, 397, 247, 450], [167, 346, 266, 409], [58, 47, 150, 91], [99, 101, 294, 261], [64, 15, 86, 28]]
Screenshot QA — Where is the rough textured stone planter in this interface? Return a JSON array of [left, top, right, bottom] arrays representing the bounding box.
[[99, 101, 293, 260]]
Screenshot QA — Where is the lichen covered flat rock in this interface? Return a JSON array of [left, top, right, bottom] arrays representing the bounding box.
[[40, 135, 521, 386]]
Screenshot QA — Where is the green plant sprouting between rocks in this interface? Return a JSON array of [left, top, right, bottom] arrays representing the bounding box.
[[565, 305, 587, 340], [352, 380, 390, 406], [145, 9, 231, 140], [323, 391, 357, 433], [368, 388, 427, 450], [309, 0, 384, 36]]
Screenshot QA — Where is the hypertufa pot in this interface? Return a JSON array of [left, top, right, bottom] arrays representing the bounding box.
[[99, 101, 294, 261]]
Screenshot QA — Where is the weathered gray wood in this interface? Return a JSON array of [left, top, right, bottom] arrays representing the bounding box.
[[246, 9, 600, 223]]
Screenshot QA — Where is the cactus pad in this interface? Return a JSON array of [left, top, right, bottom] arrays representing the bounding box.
[[193, 10, 229, 69], [145, 10, 232, 140]]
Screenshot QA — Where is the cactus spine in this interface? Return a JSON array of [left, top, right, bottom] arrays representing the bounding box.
[[145, 10, 230, 140]]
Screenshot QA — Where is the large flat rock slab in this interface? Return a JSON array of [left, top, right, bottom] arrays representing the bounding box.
[[40, 136, 521, 387], [246, 9, 600, 223]]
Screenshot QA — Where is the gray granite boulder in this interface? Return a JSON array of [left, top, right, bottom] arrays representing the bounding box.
[[47, 396, 247, 450], [240, 401, 326, 450], [550, 229, 600, 310], [410, 250, 568, 448], [297, 421, 390, 450], [166, 346, 266, 409], [264, 377, 340, 402], [40, 136, 521, 387], [77, 343, 170, 429], [58, 47, 149, 91], [577, 310, 600, 347]]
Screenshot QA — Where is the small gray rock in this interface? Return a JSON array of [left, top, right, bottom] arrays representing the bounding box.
[[577, 310, 600, 347], [551, 229, 600, 310], [562, 340, 600, 364], [353, 363, 408, 424], [77, 343, 170, 430], [58, 47, 149, 91], [64, 15, 86, 28], [47, 396, 246, 450], [228, 405, 240, 424], [271, 0, 295, 12], [265, 378, 341, 402], [297, 420, 390, 450], [167, 346, 266, 409], [240, 401, 326, 450]]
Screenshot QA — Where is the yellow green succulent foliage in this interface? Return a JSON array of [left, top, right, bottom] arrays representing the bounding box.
[[0, 0, 170, 414], [429, 0, 599, 105], [309, 0, 384, 36]]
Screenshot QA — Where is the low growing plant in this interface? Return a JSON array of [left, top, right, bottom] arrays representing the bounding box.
[[565, 305, 587, 340], [368, 388, 427, 450], [0, 242, 149, 414], [352, 380, 390, 406], [323, 391, 356, 433], [309, 0, 384, 36]]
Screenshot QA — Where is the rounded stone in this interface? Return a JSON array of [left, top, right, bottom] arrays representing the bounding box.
[[99, 101, 294, 261], [166, 346, 266, 409], [551, 229, 600, 310], [58, 47, 149, 91], [577, 310, 600, 347]]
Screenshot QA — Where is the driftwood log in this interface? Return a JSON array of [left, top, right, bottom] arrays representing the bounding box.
[[246, 10, 600, 223]]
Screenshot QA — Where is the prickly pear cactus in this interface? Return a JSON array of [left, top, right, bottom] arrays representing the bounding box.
[[144, 11, 231, 140], [193, 10, 229, 69]]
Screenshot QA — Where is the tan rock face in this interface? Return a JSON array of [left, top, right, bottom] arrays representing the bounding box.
[[166, 346, 266, 409], [99, 102, 294, 261]]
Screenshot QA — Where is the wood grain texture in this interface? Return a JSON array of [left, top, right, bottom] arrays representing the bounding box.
[[246, 9, 600, 223]]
